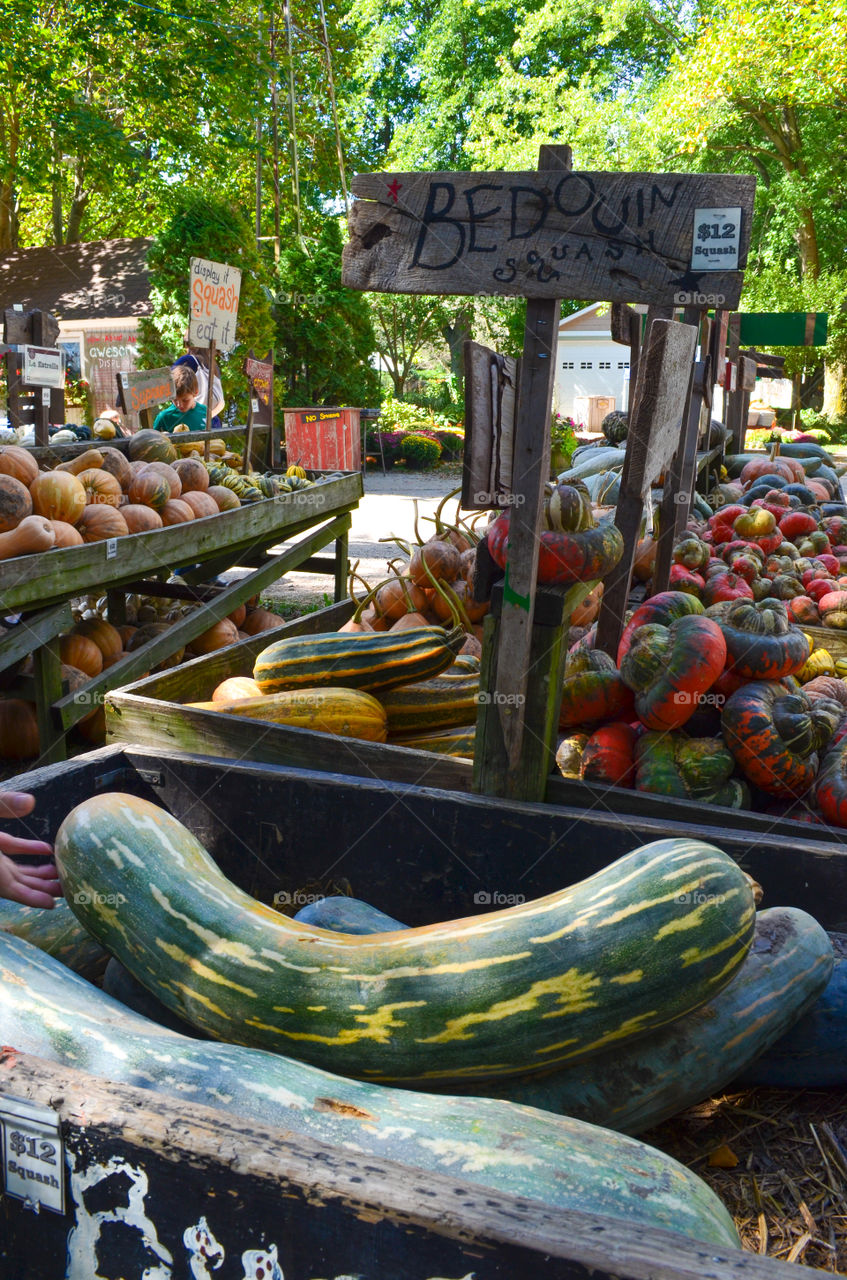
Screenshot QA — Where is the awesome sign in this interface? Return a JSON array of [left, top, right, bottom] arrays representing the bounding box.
[[343, 170, 755, 308]]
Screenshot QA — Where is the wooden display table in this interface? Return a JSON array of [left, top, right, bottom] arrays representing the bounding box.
[[0, 473, 362, 762]]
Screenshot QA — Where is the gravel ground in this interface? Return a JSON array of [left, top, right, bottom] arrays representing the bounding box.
[[231, 464, 469, 611]]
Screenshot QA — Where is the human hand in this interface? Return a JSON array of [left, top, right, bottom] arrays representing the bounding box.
[[0, 792, 61, 909]]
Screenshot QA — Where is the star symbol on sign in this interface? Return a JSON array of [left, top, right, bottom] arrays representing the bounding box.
[[387, 178, 402, 203]]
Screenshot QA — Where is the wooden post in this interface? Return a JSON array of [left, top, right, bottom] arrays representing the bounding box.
[[203, 338, 217, 461], [488, 143, 570, 790], [594, 314, 698, 657], [243, 395, 255, 474], [610, 303, 642, 409], [30, 310, 60, 448], [725, 313, 743, 450]]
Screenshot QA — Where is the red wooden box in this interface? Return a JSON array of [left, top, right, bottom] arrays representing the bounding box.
[[283, 406, 361, 471]]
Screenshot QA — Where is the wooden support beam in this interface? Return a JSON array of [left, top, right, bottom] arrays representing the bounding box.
[[0, 602, 72, 675], [487, 143, 570, 795], [595, 312, 696, 657]]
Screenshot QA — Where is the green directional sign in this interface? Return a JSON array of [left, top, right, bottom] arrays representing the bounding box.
[[737, 312, 828, 347]]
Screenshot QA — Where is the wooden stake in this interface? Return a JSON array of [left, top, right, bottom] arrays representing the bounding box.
[[492, 143, 570, 782], [204, 338, 217, 462]]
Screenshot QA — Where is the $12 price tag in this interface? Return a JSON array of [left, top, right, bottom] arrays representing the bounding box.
[[690, 207, 742, 272], [1, 1094, 65, 1214]]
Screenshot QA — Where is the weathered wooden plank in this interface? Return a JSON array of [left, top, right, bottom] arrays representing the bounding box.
[[0, 1051, 819, 1280], [0, 473, 362, 612], [343, 170, 755, 307], [0, 602, 72, 675], [487, 144, 569, 790], [54, 513, 352, 732], [653, 306, 703, 592], [106, 695, 476, 791], [595, 313, 696, 655], [461, 339, 520, 508], [32, 635, 66, 764]]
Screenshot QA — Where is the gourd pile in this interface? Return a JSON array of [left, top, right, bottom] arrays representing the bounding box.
[[0, 434, 320, 561], [561, 437, 847, 827]]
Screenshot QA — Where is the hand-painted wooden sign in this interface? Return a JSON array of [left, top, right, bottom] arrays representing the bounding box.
[[189, 257, 242, 349], [244, 355, 273, 406], [343, 171, 755, 307], [117, 367, 173, 416]]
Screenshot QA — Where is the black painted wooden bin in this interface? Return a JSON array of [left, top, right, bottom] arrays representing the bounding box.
[[0, 743, 842, 1280]]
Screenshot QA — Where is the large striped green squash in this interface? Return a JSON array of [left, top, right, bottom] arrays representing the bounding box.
[[254, 625, 464, 695], [0, 930, 741, 1249], [55, 795, 756, 1085], [0, 898, 108, 981]]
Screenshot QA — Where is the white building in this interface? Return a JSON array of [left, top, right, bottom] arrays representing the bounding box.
[[555, 302, 634, 430]]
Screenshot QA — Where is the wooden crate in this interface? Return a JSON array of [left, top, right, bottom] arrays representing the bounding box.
[[0, 744, 840, 1278]]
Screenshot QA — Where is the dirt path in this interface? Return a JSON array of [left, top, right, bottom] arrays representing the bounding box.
[[250, 465, 468, 611]]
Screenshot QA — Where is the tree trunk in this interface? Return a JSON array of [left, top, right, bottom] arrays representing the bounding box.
[[823, 361, 847, 421], [440, 305, 472, 399]]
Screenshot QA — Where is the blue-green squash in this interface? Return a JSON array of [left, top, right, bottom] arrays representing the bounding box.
[[0, 930, 741, 1248], [0, 897, 108, 981], [735, 932, 847, 1087], [55, 794, 757, 1085]]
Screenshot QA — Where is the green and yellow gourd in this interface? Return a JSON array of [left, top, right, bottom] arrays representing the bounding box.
[[0, 931, 741, 1248], [381, 666, 479, 735], [186, 687, 388, 743], [390, 725, 476, 757], [56, 795, 756, 1085], [0, 898, 108, 981], [254, 625, 464, 696]]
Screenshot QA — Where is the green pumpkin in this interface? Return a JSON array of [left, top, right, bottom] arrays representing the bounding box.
[[635, 733, 737, 803], [601, 409, 629, 445], [544, 479, 594, 532]]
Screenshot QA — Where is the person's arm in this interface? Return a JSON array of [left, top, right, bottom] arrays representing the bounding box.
[[0, 793, 61, 909]]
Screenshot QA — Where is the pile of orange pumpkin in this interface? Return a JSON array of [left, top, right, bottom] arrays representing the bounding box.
[[0, 592, 284, 763], [0, 436, 244, 562]]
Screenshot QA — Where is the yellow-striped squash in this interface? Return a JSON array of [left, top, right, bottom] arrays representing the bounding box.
[[56, 794, 757, 1086], [187, 686, 388, 742], [253, 625, 464, 695]]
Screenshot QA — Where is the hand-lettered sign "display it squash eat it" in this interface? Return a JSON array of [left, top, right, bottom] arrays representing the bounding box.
[[342, 170, 756, 308], [189, 256, 242, 349]]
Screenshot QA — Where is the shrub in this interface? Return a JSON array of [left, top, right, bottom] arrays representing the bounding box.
[[365, 428, 405, 466], [401, 433, 442, 469], [432, 427, 464, 460]]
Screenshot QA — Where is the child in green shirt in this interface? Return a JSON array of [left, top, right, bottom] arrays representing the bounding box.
[[153, 365, 208, 432]]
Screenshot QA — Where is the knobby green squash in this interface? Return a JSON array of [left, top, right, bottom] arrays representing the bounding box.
[[0, 931, 740, 1249], [55, 795, 756, 1084]]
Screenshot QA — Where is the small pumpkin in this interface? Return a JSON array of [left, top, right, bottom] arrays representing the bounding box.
[[0, 445, 38, 487], [208, 484, 241, 512], [128, 429, 178, 465], [73, 618, 123, 663], [30, 470, 87, 525], [59, 633, 103, 677], [50, 519, 84, 548], [144, 461, 182, 500], [580, 723, 637, 787], [0, 699, 39, 758], [76, 467, 123, 509], [172, 458, 210, 493], [242, 608, 282, 635], [160, 499, 195, 526], [188, 619, 239, 655], [122, 504, 164, 534], [77, 506, 130, 542], [0, 474, 33, 532], [620, 614, 727, 732]]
